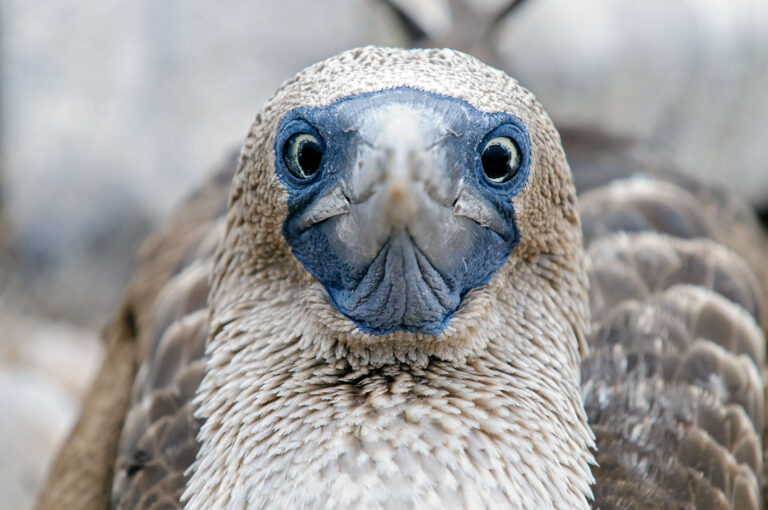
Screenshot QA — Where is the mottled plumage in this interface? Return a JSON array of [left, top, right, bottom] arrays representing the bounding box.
[[36, 47, 766, 510]]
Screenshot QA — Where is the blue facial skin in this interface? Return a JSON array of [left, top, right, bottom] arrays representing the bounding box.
[[275, 87, 531, 335]]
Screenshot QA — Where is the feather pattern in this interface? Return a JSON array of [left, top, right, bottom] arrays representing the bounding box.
[[578, 175, 767, 509]]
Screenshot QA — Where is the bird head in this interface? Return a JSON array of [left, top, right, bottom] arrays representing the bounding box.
[[212, 46, 587, 365], [194, 47, 595, 508]]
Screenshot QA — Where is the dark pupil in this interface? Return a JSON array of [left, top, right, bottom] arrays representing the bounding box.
[[296, 139, 322, 176], [481, 143, 513, 181]]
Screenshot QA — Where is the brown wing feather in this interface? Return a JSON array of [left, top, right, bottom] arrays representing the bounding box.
[[572, 141, 768, 328], [579, 169, 767, 509], [112, 303, 208, 509]]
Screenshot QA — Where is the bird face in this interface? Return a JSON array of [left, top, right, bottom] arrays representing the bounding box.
[[276, 87, 531, 335]]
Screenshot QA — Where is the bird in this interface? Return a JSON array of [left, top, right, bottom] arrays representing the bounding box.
[[34, 46, 767, 509]]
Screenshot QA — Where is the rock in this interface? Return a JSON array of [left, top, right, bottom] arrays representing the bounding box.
[[0, 313, 102, 510]]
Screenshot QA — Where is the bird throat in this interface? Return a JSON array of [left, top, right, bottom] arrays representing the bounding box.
[[186, 289, 594, 509]]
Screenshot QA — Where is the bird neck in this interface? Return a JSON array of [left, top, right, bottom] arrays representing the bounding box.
[[184, 261, 595, 509]]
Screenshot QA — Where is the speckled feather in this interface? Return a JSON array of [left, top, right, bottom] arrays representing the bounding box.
[[576, 173, 768, 509], [35, 47, 767, 510]]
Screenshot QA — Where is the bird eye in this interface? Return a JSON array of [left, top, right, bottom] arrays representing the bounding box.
[[283, 133, 323, 179], [481, 136, 521, 183]]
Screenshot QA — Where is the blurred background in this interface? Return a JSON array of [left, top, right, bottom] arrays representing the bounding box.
[[1, 0, 766, 508]]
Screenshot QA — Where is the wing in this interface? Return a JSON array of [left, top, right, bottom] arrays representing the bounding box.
[[34, 152, 236, 510], [109, 156, 234, 510], [573, 143, 768, 509]]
